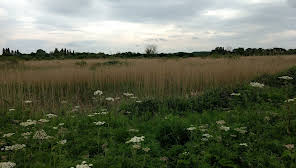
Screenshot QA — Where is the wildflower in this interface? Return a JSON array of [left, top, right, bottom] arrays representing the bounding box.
[[74, 106, 80, 109], [136, 100, 142, 103], [3, 133, 14, 138], [183, 152, 189, 155], [94, 121, 105, 126], [94, 90, 103, 96], [59, 123, 64, 126], [53, 127, 58, 130], [239, 143, 248, 147], [100, 112, 108, 115], [61, 100, 67, 104], [201, 138, 208, 141], [132, 144, 141, 150], [39, 119, 49, 123], [58, 140, 67, 145], [199, 124, 208, 129], [186, 127, 197, 131], [33, 130, 51, 140], [105, 97, 114, 102], [285, 98, 296, 103], [20, 120, 37, 127], [130, 96, 138, 99], [202, 134, 213, 138], [264, 116, 271, 121], [21, 132, 32, 139], [0, 162, 16, 168], [101, 109, 107, 112], [250, 82, 264, 88], [8, 109, 15, 112], [230, 134, 237, 138], [46, 114, 57, 118], [123, 92, 134, 97], [230, 93, 241, 96], [73, 161, 93, 168], [284, 144, 294, 150], [126, 136, 145, 144], [128, 129, 139, 133], [216, 120, 226, 125], [115, 97, 121, 100], [278, 76, 293, 80], [24, 100, 32, 104], [88, 114, 95, 117], [234, 127, 247, 134], [142, 147, 150, 152], [1, 144, 26, 151], [220, 126, 230, 131]]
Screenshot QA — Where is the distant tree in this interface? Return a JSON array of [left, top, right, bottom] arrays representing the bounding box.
[[145, 44, 157, 55], [36, 49, 47, 58]]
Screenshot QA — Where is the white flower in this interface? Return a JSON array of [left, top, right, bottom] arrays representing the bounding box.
[[123, 93, 134, 97], [0, 162, 16, 168], [74, 106, 80, 109], [132, 144, 141, 150], [201, 138, 208, 141], [100, 112, 108, 115], [126, 136, 145, 144], [39, 119, 49, 123], [93, 121, 105, 126], [24, 100, 32, 104], [230, 93, 241, 96], [61, 100, 67, 104], [20, 120, 37, 127], [136, 101, 142, 103], [183, 152, 189, 155], [58, 140, 67, 145], [186, 127, 196, 131], [115, 97, 121, 100], [202, 134, 213, 138], [285, 98, 296, 103], [53, 127, 58, 130], [101, 109, 107, 112], [88, 114, 95, 117], [1, 144, 26, 151], [21, 132, 32, 139], [284, 144, 294, 150], [216, 120, 226, 125], [8, 109, 15, 112], [74, 161, 93, 168], [239, 143, 248, 147], [130, 96, 138, 99], [33, 130, 51, 140], [94, 90, 103, 96], [220, 126, 230, 131], [250, 82, 264, 88], [3, 133, 14, 138], [105, 97, 114, 102], [59, 123, 64, 126], [46, 114, 57, 118], [278, 76, 293, 80]]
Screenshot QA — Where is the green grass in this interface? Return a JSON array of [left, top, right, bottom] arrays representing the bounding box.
[[0, 67, 296, 167]]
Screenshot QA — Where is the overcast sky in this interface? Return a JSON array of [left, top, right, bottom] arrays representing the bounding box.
[[0, 0, 295, 53]]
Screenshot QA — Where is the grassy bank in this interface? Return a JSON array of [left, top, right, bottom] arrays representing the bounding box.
[[0, 66, 296, 167]]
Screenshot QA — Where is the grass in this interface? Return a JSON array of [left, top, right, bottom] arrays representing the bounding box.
[[0, 62, 296, 167]]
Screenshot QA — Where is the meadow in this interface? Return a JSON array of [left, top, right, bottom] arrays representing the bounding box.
[[0, 56, 296, 167]]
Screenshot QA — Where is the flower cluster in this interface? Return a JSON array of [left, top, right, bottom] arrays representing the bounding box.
[[126, 136, 145, 144], [0, 162, 16, 168], [2, 133, 14, 138], [186, 126, 196, 131], [123, 92, 134, 97], [234, 127, 247, 134], [239, 143, 248, 147], [20, 120, 37, 127], [38, 119, 49, 123], [21, 132, 32, 139], [33, 130, 51, 140], [93, 121, 105, 126], [278, 76, 293, 80], [46, 114, 57, 118], [105, 97, 114, 102], [58, 140, 67, 145], [250, 82, 264, 88], [71, 161, 93, 168], [230, 93, 241, 96], [285, 98, 296, 103], [1, 144, 26, 151], [284, 144, 294, 150], [94, 90, 103, 96]]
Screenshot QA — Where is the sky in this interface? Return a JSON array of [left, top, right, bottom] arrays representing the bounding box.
[[0, 0, 295, 53]]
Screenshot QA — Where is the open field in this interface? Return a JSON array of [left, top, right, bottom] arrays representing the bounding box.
[[0, 56, 296, 167], [1, 56, 296, 111]]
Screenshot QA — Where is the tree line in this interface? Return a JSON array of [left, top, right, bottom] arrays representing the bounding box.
[[1, 47, 296, 60]]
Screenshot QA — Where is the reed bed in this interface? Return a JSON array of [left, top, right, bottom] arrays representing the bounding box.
[[0, 56, 296, 111]]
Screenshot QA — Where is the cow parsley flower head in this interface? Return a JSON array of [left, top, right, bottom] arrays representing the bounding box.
[[278, 76, 293, 80], [24, 100, 32, 104], [234, 127, 247, 134], [94, 90, 103, 96], [3, 133, 14, 138], [142, 147, 150, 152], [284, 144, 294, 150], [123, 92, 134, 97], [220, 126, 230, 131], [126, 136, 145, 144], [230, 93, 241, 96], [33, 130, 51, 140], [46, 114, 57, 118], [8, 109, 15, 112], [93, 121, 105, 126], [20, 120, 37, 127], [58, 140, 67, 145], [0, 162, 16, 168], [132, 144, 141, 150], [1, 144, 26, 151], [285, 98, 296, 103], [239, 143, 248, 147], [73, 161, 93, 168], [186, 127, 196, 131], [250, 82, 264, 88], [216, 120, 226, 125], [39, 119, 49, 123], [202, 134, 213, 138], [105, 97, 114, 102]]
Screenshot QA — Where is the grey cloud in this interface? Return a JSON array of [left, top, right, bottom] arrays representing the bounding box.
[[5, 39, 52, 53], [287, 0, 296, 7]]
